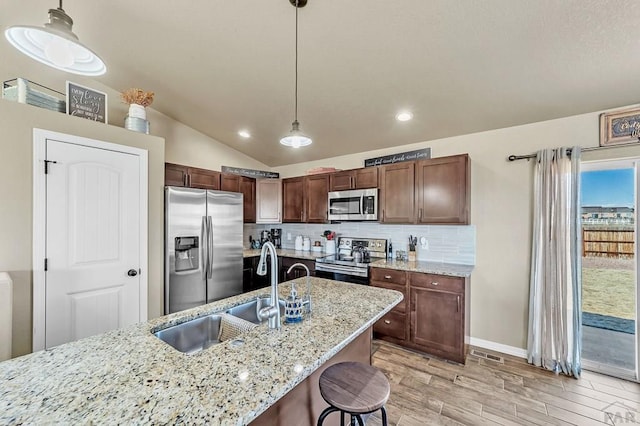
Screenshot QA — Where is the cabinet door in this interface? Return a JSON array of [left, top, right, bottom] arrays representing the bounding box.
[[282, 177, 305, 222], [379, 162, 415, 223], [354, 167, 378, 189], [256, 179, 282, 224], [415, 154, 470, 224], [165, 163, 188, 187], [305, 174, 329, 223], [221, 173, 241, 192], [410, 286, 463, 358], [243, 258, 255, 293], [240, 177, 256, 223], [329, 171, 354, 191], [188, 167, 220, 190]]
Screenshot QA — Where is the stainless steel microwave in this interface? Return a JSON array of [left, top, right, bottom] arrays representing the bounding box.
[[328, 188, 378, 221]]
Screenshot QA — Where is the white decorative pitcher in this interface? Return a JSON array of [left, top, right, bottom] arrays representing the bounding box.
[[128, 104, 146, 120]]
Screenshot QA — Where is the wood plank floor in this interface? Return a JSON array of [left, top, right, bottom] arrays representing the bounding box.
[[367, 340, 640, 425]]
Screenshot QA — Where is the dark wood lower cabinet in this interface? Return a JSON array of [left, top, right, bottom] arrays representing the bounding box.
[[410, 286, 463, 361], [243, 256, 315, 294], [250, 329, 371, 426], [371, 267, 469, 364], [373, 310, 407, 341], [279, 257, 315, 282]]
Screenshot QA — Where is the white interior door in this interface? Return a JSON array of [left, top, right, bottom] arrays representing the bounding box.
[[44, 139, 142, 349]]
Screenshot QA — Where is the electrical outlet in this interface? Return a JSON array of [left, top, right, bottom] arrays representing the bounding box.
[[420, 236, 429, 250], [287, 232, 292, 241]]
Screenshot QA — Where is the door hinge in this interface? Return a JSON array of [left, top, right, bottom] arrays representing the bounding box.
[[44, 258, 48, 271], [44, 160, 57, 174]]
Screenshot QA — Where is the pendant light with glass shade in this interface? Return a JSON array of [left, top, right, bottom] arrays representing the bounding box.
[[280, 0, 312, 148], [4, 0, 106, 76]]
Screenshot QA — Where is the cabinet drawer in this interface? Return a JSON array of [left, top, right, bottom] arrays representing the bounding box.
[[374, 311, 406, 340], [370, 281, 406, 312], [409, 272, 464, 293], [370, 268, 406, 285]]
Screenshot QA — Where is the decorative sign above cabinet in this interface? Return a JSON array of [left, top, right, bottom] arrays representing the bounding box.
[[364, 148, 431, 167], [66, 81, 107, 123], [222, 166, 279, 179]]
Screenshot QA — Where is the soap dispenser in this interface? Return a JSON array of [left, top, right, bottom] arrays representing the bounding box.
[[284, 283, 303, 323]]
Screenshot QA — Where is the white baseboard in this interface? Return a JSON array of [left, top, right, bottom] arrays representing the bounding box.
[[469, 337, 527, 359]]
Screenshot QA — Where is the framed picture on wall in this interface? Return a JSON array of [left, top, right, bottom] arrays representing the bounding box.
[[600, 106, 640, 146], [66, 81, 107, 123]]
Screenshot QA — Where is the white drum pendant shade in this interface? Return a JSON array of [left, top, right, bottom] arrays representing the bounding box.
[[4, 5, 106, 76]]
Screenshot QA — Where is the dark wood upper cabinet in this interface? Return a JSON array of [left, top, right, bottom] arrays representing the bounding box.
[[165, 163, 221, 190], [329, 168, 378, 191], [283, 174, 329, 223], [188, 168, 220, 190], [354, 167, 378, 189], [282, 177, 305, 222], [220, 172, 257, 223], [305, 174, 329, 223], [415, 154, 470, 225], [165, 163, 189, 187], [221, 172, 241, 192], [378, 162, 415, 223], [329, 171, 353, 191], [240, 176, 256, 223]]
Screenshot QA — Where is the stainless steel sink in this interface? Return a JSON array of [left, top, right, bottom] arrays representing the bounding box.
[[226, 296, 286, 324], [154, 314, 224, 355]]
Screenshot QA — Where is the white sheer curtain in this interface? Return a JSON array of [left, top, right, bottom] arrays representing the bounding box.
[[527, 146, 582, 378]]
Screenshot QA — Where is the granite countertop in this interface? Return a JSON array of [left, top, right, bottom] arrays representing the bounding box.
[[0, 278, 401, 425], [243, 248, 330, 261], [370, 259, 474, 277]]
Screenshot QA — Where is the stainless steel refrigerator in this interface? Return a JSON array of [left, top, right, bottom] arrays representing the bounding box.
[[165, 186, 243, 314]]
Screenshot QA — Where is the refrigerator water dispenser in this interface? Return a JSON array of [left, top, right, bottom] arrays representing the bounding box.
[[175, 236, 199, 272]]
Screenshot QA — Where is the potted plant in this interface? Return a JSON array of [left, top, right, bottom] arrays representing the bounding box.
[[120, 88, 154, 120]]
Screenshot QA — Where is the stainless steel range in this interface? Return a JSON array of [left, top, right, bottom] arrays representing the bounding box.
[[315, 237, 388, 285]]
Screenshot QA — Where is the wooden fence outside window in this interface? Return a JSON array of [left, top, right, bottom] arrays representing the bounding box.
[[582, 224, 635, 258]]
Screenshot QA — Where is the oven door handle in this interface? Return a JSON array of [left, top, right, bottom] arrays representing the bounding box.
[[315, 262, 369, 277]]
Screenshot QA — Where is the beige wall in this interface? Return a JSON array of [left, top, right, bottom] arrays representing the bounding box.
[[274, 106, 640, 350], [0, 99, 165, 357], [0, 75, 268, 358]]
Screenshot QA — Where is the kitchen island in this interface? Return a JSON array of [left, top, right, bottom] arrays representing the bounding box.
[[0, 278, 402, 425]]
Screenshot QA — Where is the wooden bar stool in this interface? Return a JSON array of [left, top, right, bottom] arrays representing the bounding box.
[[317, 361, 390, 426]]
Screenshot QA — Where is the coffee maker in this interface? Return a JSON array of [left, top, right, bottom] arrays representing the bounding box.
[[260, 230, 271, 247], [271, 228, 282, 249]]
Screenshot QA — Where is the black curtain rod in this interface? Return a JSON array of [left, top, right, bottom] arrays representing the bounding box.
[[507, 141, 640, 162]]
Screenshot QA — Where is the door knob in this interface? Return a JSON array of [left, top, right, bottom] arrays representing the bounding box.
[[127, 269, 138, 277]]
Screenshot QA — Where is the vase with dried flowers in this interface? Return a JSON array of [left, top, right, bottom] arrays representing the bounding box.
[[121, 88, 154, 134]]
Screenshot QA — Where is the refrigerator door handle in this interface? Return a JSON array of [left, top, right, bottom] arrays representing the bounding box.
[[201, 216, 208, 281], [207, 216, 214, 279]]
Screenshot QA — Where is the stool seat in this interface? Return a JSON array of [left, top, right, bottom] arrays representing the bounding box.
[[319, 361, 390, 414]]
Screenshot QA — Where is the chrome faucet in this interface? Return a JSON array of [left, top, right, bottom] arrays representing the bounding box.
[[286, 262, 310, 278], [256, 241, 281, 329], [286, 262, 312, 316]]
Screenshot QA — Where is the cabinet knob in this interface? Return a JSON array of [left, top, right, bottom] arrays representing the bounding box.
[[431, 282, 439, 286], [384, 320, 391, 324], [384, 275, 392, 279]]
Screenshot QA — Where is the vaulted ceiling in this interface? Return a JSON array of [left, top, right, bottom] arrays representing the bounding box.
[[2, 1, 640, 166]]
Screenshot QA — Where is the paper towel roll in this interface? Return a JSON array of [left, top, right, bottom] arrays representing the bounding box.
[[325, 240, 336, 254]]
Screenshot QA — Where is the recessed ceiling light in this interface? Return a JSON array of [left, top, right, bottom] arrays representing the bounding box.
[[238, 130, 251, 138], [396, 111, 413, 122]]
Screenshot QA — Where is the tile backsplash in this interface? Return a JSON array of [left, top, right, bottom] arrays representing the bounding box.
[[244, 222, 475, 265]]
